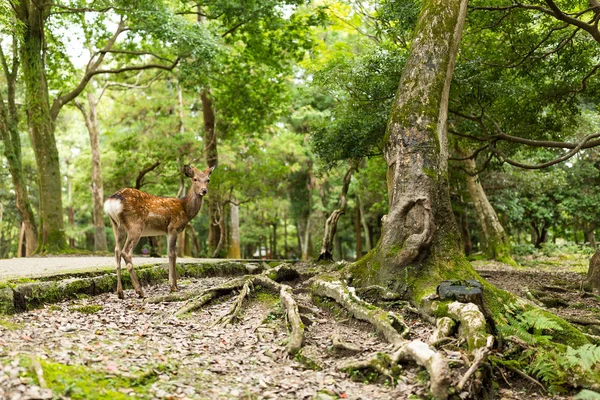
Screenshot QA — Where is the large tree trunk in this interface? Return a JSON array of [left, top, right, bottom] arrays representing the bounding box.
[[463, 157, 515, 265], [0, 43, 38, 255], [346, 4, 589, 389], [75, 92, 108, 252], [351, 0, 469, 294], [318, 160, 357, 261], [17, 0, 67, 252]]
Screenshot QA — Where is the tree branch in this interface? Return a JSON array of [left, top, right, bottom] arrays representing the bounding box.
[[491, 132, 600, 169], [50, 18, 127, 120], [135, 161, 161, 190]]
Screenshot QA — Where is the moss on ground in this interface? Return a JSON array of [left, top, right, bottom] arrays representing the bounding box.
[[18, 357, 157, 399]]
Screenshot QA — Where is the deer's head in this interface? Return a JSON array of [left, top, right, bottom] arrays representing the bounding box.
[[184, 165, 215, 196]]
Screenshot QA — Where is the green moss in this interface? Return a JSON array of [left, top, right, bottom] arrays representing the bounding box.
[[0, 318, 22, 330], [254, 290, 279, 306], [293, 351, 321, 371], [69, 305, 103, 314], [19, 357, 157, 399]]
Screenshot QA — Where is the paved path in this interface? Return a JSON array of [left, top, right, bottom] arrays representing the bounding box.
[[0, 257, 226, 280]]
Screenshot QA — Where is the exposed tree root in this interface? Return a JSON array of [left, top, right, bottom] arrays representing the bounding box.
[[393, 340, 451, 400], [311, 278, 409, 344], [429, 317, 456, 345], [312, 278, 453, 399], [457, 335, 494, 391], [340, 353, 397, 384], [446, 301, 491, 352], [152, 270, 304, 355], [212, 279, 253, 326]]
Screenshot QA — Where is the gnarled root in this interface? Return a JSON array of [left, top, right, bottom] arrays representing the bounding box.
[[447, 301, 490, 352], [158, 271, 304, 355], [393, 341, 451, 400], [340, 352, 397, 384], [457, 335, 494, 391], [312, 278, 451, 399], [212, 279, 253, 326], [429, 317, 456, 346], [311, 278, 409, 344]]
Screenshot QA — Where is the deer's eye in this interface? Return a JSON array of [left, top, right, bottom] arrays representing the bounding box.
[[194, 178, 197, 182], [207, 179, 210, 183]]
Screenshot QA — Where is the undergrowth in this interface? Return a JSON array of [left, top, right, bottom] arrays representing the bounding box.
[[496, 302, 600, 392]]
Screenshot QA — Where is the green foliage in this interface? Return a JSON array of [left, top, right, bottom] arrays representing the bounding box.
[[496, 301, 600, 392], [575, 390, 600, 400]]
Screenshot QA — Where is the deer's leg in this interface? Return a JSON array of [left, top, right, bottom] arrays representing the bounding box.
[[110, 219, 125, 299], [167, 233, 178, 292], [121, 232, 145, 298]]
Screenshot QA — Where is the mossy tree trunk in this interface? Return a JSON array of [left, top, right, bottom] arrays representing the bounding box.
[[463, 157, 516, 265], [75, 91, 108, 253], [15, 0, 67, 252], [349, 0, 589, 358], [351, 0, 470, 297], [0, 41, 38, 255]]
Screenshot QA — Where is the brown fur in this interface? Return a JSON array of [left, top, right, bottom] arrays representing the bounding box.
[[105, 165, 214, 298]]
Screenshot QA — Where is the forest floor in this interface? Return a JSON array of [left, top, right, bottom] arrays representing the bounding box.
[[0, 254, 596, 400]]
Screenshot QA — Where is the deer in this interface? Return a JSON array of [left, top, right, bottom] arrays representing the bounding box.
[[104, 164, 215, 299]]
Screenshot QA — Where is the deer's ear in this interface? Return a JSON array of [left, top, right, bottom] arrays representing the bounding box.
[[207, 165, 216, 176], [183, 165, 194, 178]]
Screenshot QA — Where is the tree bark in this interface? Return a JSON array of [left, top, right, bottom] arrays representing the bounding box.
[[462, 156, 515, 264], [227, 201, 241, 259], [0, 43, 38, 255], [298, 218, 311, 261], [200, 88, 223, 257], [586, 229, 597, 250], [318, 160, 358, 261], [587, 250, 600, 294], [16, 0, 67, 252], [75, 92, 108, 252], [357, 195, 372, 252], [350, 0, 469, 295], [355, 204, 362, 259]]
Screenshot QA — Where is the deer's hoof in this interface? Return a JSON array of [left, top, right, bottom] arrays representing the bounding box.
[[136, 289, 145, 298], [117, 290, 124, 300], [169, 285, 178, 293]]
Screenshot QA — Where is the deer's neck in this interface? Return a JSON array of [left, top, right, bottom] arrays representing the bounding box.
[[182, 189, 204, 220]]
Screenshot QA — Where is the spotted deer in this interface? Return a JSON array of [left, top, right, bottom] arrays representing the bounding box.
[[104, 165, 215, 298]]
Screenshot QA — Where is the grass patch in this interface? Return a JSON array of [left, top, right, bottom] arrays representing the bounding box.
[[69, 305, 103, 314], [0, 318, 22, 330], [20, 357, 157, 399]]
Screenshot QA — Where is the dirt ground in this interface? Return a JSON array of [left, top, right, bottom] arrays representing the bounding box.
[[0, 259, 596, 400]]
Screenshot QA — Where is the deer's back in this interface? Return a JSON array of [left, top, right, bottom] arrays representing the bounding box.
[[104, 188, 185, 235]]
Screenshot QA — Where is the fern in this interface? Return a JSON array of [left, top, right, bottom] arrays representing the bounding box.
[[496, 301, 600, 392], [518, 310, 563, 333], [565, 344, 600, 371], [575, 390, 600, 400]]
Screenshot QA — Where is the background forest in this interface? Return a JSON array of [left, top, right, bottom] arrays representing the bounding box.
[[0, 0, 599, 266]]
